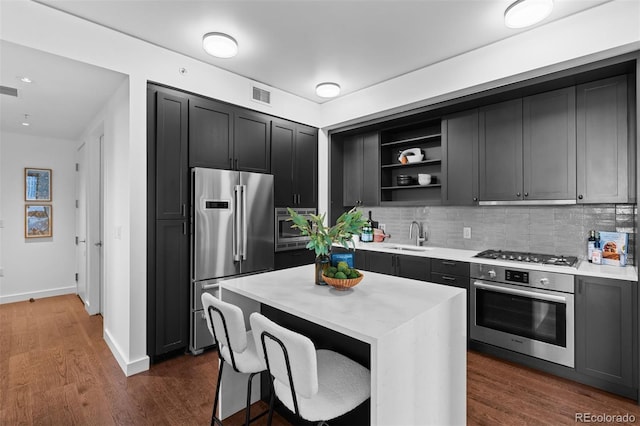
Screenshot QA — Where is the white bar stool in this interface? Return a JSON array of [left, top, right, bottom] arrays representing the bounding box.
[[201, 293, 269, 426], [250, 312, 371, 426]]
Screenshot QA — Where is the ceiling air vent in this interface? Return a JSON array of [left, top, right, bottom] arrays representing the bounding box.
[[251, 85, 271, 106], [0, 86, 18, 97]]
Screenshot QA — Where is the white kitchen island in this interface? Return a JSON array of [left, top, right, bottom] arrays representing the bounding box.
[[219, 264, 466, 426]]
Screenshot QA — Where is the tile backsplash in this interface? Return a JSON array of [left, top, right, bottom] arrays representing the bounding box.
[[363, 204, 637, 265]]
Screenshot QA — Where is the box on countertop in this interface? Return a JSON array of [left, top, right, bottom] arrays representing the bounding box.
[[598, 231, 628, 267]]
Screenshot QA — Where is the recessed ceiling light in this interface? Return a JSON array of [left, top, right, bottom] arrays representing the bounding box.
[[202, 32, 238, 58], [315, 82, 341, 98], [504, 0, 554, 28], [18, 76, 33, 83]]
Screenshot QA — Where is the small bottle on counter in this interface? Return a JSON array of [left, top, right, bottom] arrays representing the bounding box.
[[587, 230, 596, 263]]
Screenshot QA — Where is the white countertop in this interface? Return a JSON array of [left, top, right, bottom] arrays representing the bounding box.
[[344, 241, 638, 281], [221, 264, 466, 344]]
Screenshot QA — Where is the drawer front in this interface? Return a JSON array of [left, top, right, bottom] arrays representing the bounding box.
[[431, 259, 469, 277], [430, 272, 468, 289], [192, 280, 220, 310], [193, 310, 215, 351]]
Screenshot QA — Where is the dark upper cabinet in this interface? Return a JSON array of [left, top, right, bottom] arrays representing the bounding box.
[[479, 87, 577, 202], [576, 276, 636, 388], [522, 87, 576, 201], [234, 109, 271, 173], [155, 220, 189, 355], [577, 75, 631, 203], [189, 97, 233, 170], [343, 132, 379, 207], [442, 110, 479, 205], [271, 119, 318, 207], [155, 89, 189, 220], [478, 98, 523, 202], [189, 99, 271, 173], [294, 125, 319, 207]]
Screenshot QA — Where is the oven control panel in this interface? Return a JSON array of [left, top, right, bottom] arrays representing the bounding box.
[[505, 269, 528, 284]]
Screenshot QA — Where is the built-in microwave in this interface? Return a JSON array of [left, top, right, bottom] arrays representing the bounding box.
[[275, 207, 316, 252]]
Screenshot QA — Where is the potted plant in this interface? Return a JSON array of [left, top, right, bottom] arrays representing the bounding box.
[[287, 207, 367, 285]]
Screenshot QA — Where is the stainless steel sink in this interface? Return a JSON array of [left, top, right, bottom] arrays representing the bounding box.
[[383, 245, 434, 252]]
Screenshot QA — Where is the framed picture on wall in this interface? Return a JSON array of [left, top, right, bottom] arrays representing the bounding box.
[[25, 205, 53, 238], [25, 168, 52, 201]]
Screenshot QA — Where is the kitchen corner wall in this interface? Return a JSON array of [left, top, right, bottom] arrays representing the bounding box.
[[365, 204, 637, 265]]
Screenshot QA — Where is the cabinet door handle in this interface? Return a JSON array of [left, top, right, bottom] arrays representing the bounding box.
[[293, 194, 297, 205], [182, 222, 187, 235], [181, 204, 186, 217], [578, 194, 583, 200], [524, 192, 529, 197], [441, 261, 456, 266], [473, 197, 478, 202], [516, 192, 521, 197], [441, 275, 457, 281]]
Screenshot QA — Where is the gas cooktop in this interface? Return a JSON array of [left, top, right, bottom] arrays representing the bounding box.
[[474, 249, 579, 268]]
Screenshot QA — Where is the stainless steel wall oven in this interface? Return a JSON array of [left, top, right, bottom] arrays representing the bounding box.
[[274, 207, 316, 252], [470, 263, 575, 368]]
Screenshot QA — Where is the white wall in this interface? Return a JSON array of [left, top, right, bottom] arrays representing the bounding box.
[[0, 132, 78, 303]]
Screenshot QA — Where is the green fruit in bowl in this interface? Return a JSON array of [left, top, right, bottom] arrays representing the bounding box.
[[334, 271, 347, 279]]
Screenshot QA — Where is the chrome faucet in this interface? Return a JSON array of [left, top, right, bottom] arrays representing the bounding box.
[[409, 221, 426, 246]]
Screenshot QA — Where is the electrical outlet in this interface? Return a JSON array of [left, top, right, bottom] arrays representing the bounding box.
[[0, 267, 4, 277], [379, 224, 386, 232], [463, 227, 472, 239]]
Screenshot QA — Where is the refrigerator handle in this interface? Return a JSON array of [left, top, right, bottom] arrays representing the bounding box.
[[233, 185, 242, 261], [242, 184, 248, 260]]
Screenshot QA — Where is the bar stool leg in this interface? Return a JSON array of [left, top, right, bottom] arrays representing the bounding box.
[[211, 360, 225, 426]]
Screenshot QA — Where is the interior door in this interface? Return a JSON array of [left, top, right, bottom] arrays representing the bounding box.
[[75, 143, 88, 304]]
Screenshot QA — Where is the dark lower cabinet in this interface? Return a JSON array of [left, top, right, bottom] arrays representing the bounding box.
[[274, 249, 315, 270], [576, 276, 637, 389], [154, 220, 189, 355], [364, 251, 430, 281]]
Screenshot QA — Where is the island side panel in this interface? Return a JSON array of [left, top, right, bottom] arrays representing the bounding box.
[[373, 291, 467, 426], [219, 288, 262, 420]]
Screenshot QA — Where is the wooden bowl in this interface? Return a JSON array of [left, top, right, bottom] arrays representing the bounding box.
[[322, 273, 364, 290]]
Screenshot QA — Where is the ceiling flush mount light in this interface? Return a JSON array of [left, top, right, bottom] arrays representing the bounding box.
[[504, 0, 554, 28], [315, 82, 341, 98], [202, 32, 238, 58], [22, 114, 30, 126], [19, 76, 33, 83]]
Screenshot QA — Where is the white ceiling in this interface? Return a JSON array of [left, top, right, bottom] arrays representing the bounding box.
[[0, 40, 126, 140], [1, 0, 612, 140]]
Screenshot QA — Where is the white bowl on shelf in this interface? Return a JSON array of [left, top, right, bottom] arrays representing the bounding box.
[[418, 174, 431, 186], [398, 148, 424, 164]]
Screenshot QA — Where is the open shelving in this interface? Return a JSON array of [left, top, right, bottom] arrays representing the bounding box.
[[379, 119, 443, 205]]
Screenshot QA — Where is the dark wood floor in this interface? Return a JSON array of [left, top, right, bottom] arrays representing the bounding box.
[[2, 294, 639, 425]]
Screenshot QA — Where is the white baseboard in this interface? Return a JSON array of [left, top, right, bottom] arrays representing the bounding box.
[[0, 286, 76, 304], [104, 328, 150, 377]]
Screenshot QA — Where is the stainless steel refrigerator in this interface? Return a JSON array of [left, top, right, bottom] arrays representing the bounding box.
[[190, 167, 274, 354]]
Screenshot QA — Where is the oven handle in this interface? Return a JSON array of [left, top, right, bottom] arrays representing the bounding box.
[[473, 281, 567, 303]]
